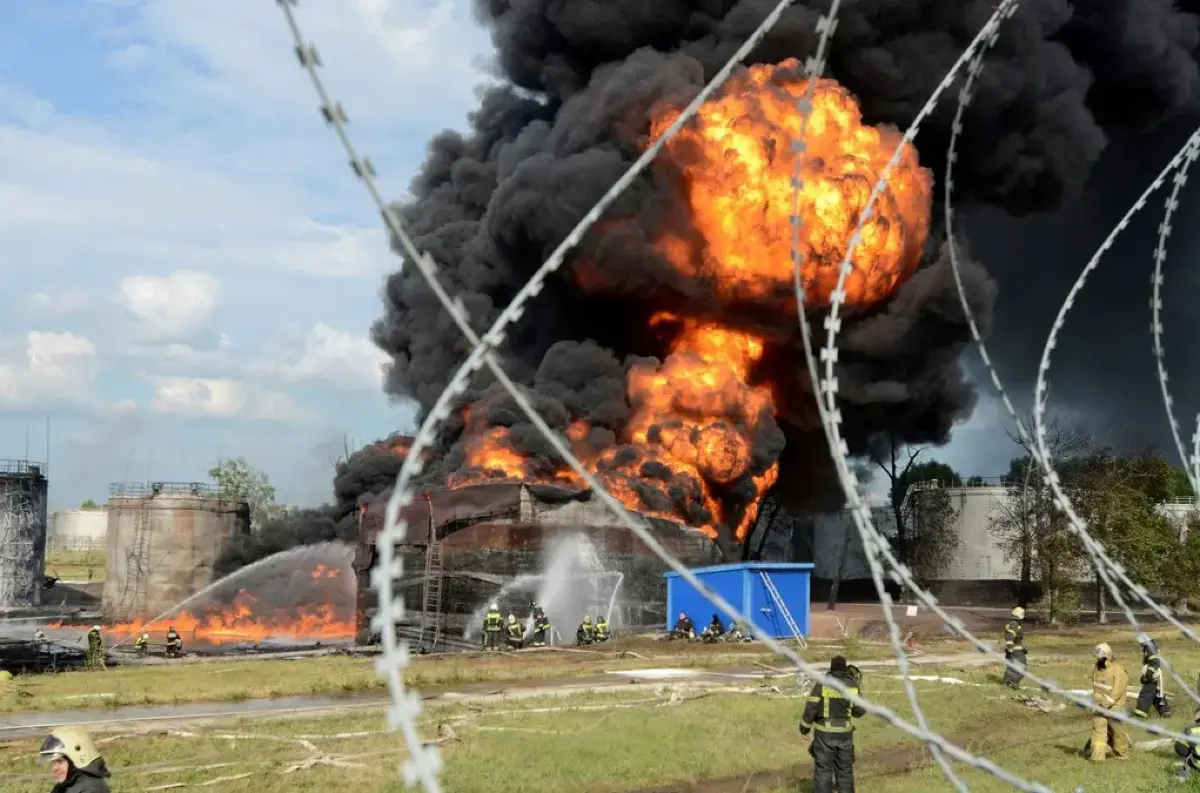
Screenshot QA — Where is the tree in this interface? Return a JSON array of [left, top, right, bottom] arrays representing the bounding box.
[[874, 436, 962, 590], [1159, 516, 1200, 610], [740, 490, 795, 562], [965, 475, 986, 487], [79, 499, 101, 510], [209, 457, 281, 532]]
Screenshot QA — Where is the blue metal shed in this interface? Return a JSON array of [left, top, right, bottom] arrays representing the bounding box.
[[663, 562, 814, 639]]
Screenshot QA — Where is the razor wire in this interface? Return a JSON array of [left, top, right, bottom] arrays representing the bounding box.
[[784, 0, 1200, 752], [937, 1, 1200, 713], [272, 0, 1200, 789], [1151, 136, 1200, 496], [783, 5, 962, 788]]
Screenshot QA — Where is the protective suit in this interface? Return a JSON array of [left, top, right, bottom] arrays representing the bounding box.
[[1084, 642, 1131, 761]]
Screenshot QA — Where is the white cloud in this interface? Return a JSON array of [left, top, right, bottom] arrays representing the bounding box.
[[149, 376, 312, 422], [23, 291, 92, 317], [278, 322, 387, 391], [120, 271, 221, 340], [0, 331, 97, 407]]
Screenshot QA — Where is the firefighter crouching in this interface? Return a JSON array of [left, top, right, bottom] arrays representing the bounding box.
[[670, 612, 696, 640], [577, 616, 595, 645], [482, 603, 503, 651], [530, 603, 551, 647], [165, 626, 183, 658], [134, 633, 149, 657], [38, 725, 112, 792], [1084, 642, 1131, 761], [505, 614, 524, 650], [1173, 709, 1200, 781], [1002, 606, 1026, 689], [799, 656, 865, 793], [594, 615, 610, 642], [701, 614, 725, 643], [1133, 634, 1170, 718]]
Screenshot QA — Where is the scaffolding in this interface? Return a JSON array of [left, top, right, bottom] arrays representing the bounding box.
[[0, 460, 48, 607], [109, 482, 222, 617]]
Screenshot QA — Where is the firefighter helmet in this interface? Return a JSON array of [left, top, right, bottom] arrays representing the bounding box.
[[38, 726, 101, 768], [1094, 642, 1112, 660], [1011, 606, 1026, 620]]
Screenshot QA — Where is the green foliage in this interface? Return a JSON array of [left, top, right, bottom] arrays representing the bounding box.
[[964, 475, 985, 486], [208, 457, 281, 532], [1158, 520, 1200, 607], [889, 459, 962, 507], [79, 499, 101, 510]]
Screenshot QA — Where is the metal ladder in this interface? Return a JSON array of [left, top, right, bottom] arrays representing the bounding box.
[[416, 540, 444, 652], [118, 504, 153, 618], [760, 571, 807, 648]]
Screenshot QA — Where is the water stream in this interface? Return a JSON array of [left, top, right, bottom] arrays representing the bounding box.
[[462, 533, 624, 643], [110, 541, 355, 648]]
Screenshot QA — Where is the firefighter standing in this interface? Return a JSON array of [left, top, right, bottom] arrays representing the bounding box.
[[482, 602, 503, 652], [799, 656, 865, 793], [1133, 634, 1171, 718], [1173, 709, 1200, 781], [85, 626, 104, 671], [577, 616, 595, 645], [505, 614, 524, 650], [701, 613, 726, 643], [594, 615, 610, 642], [1085, 642, 1131, 761], [134, 633, 149, 657], [671, 612, 696, 640], [530, 603, 551, 647], [165, 626, 183, 658], [1002, 606, 1026, 689], [38, 725, 112, 792]]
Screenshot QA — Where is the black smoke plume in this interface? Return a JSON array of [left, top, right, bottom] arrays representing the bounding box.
[[235, 0, 1200, 569]]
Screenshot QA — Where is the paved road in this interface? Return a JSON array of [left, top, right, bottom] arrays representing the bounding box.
[[0, 650, 1078, 742]]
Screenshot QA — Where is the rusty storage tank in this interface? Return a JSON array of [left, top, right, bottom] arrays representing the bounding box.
[[103, 482, 250, 620], [0, 460, 50, 609]]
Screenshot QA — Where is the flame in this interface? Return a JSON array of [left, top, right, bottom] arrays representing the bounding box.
[[98, 565, 354, 646], [445, 65, 929, 544], [649, 61, 931, 307]]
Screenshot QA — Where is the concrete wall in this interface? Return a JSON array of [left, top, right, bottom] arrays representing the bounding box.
[[103, 490, 251, 620], [0, 467, 49, 608], [49, 509, 108, 551]]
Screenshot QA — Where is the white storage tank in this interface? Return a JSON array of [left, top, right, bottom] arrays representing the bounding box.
[[49, 508, 108, 551]]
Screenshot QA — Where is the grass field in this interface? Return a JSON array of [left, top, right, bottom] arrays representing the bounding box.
[[43, 549, 105, 582], [4, 650, 1198, 793]]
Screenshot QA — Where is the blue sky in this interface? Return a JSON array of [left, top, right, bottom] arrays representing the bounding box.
[[0, 0, 1010, 511]]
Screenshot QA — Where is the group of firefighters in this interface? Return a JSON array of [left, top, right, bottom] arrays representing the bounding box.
[[61, 625, 185, 670], [670, 611, 752, 643], [478, 601, 613, 651]]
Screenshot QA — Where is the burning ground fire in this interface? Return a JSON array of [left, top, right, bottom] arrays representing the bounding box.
[[444, 62, 932, 545], [55, 565, 355, 646]]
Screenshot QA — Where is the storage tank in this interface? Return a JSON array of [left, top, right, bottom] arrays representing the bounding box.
[[0, 460, 49, 608], [49, 508, 108, 551], [103, 482, 250, 620]]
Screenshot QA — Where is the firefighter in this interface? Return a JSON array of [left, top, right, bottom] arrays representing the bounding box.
[[165, 626, 183, 658], [1002, 606, 1026, 689], [38, 725, 112, 792], [576, 615, 595, 645], [531, 604, 551, 647], [85, 626, 105, 671], [134, 633, 149, 657], [1173, 708, 1200, 781], [727, 621, 749, 642], [1133, 634, 1171, 718], [34, 628, 46, 644], [1084, 642, 1131, 761], [482, 602, 503, 652], [594, 615, 610, 642], [799, 656, 865, 793], [505, 614, 524, 650], [701, 613, 726, 643], [670, 612, 696, 640]]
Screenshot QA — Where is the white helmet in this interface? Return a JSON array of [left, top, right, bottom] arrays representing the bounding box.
[[1011, 606, 1025, 620], [490, 602, 498, 610], [39, 726, 102, 768], [1094, 642, 1112, 660], [90, 625, 101, 632]]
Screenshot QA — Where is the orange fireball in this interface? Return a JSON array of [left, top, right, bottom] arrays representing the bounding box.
[[650, 60, 932, 307]]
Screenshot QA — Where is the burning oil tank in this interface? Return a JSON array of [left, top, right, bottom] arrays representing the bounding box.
[[354, 482, 720, 643], [0, 460, 49, 609], [103, 482, 251, 620]]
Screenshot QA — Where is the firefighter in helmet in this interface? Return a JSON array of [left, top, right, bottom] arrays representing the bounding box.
[[38, 725, 111, 792], [482, 602, 503, 652], [530, 603, 551, 647], [505, 613, 524, 650], [576, 615, 595, 645], [1084, 642, 1132, 761], [1173, 708, 1200, 781], [85, 626, 104, 671], [1133, 634, 1170, 718], [1002, 606, 1026, 689], [799, 656, 866, 793], [594, 615, 610, 642], [134, 632, 149, 657], [165, 626, 183, 658]]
